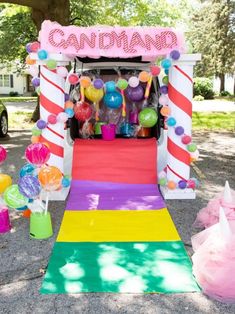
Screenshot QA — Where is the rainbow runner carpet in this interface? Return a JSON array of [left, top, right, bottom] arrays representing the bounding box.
[[41, 139, 199, 294]]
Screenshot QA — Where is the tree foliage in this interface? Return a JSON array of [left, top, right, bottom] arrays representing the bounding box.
[[187, 0, 235, 83]]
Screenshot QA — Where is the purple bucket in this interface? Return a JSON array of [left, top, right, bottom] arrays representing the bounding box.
[[129, 110, 138, 124], [101, 124, 116, 141], [0, 207, 11, 233]]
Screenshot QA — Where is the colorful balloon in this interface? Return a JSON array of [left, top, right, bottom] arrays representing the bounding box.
[[103, 91, 123, 109], [25, 143, 50, 166], [178, 180, 187, 189], [187, 143, 197, 153], [26, 55, 36, 65], [175, 126, 184, 136], [0, 145, 7, 165], [162, 76, 169, 85], [126, 85, 144, 102], [159, 177, 167, 186], [160, 106, 171, 117], [38, 166, 63, 191], [85, 85, 104, 102], [74, 102, 92, 122], [19, 163, 36, 178], [4, 184, 29, 208], [138, 108, 158, 127], [32, 127, 42, 136], [150, 65, 161, 77], [28, 65, 39, 77], [18, 175, 41, 199], [0, 174, 12, 194], [62, 177, 71, 188], [159, 85, 168, 94], [65, 101, 74, 109], [30, 41, 40, 52], [167, 181, 176, 190], [181, 135, 192, 145]]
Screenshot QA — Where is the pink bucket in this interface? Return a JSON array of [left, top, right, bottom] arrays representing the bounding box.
[[101, 124, 116, 141], [0, 207, 11, 233]]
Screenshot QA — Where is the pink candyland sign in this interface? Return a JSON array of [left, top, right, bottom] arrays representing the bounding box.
[[40, 21, 185, 60]]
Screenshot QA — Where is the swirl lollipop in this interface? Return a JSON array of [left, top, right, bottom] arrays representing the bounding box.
[[0, 145, 7, 165], [25, 143, 50, 167]]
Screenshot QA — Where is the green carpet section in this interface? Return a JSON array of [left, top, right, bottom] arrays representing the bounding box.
[[41, 241, 199, 294]]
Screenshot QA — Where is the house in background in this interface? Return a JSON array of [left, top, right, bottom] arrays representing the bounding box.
[[0, 63, 34, 96]]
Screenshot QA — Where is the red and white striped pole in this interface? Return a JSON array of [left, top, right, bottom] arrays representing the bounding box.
[[163, 54, 201, 199], [40, 66, 65, 173]]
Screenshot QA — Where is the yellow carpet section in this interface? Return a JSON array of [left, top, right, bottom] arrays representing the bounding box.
[[57, 208, 180, 242]]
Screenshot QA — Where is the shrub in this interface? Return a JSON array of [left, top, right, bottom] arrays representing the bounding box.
[[193, 77, 214, 99], [220, 91, 231, 97], [9, 91, 19, 97], [31, 91, 38, 97], [193, 95, 204, 101]]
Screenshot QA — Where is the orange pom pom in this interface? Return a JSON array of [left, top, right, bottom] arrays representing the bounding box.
[[80, 76, 91, 88], [26, 55, 36, 65], [160, 106, 171, 117], [167, 180, 176, 190], [65, 100, 74, 109], [31, 135, 40, 143], [139, 71, 150, 83]]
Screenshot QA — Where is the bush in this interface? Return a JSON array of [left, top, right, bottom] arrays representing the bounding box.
[[220, 91, 231, 97], [193, 77, 214, 99], [31, 91, 38, 97], [193, 95, 204, 101], [9, 91, 19, 97]]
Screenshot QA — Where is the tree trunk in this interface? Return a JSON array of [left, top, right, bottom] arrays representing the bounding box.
[[219, 73, 225, 93]]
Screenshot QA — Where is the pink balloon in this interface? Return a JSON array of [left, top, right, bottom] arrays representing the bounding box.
[[159, 95, 169, 106], [25, 143, 50, 166], [0, 145, 7, 165]]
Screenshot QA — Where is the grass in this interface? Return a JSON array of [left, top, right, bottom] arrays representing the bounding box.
[[9, 111, 34, 130], [192, 112, 235, 131], [0, 96, 37, 102]]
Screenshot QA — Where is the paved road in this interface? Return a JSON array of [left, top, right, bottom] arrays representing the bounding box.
[[4, 99, 235, 113], [0, 130, 235, 314]]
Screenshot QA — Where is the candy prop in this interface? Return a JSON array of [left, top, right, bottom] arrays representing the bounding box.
[[128, 76, 139, 88], [68, 73, 79, 85], [3, 184, 29, 209], [0, 174, 12, 194], [138, 108, 158, 128], [74, 102, 92, 122], [93, 78, 104, 89], [0, 145, 7, 165], [126, 85, 144, 102], [104, 91, 122, 109], [38, 165, 63, 192], [85, 85, 104, 120], [101, 124, 116, 141], [0, 207, 11, 233], [79, 121, 94, 138], [117, 79, 128, 117], [139, 71, 150, 83], [18, 175, 41, 199], [144, 75, 153, 100], [80, 76, 91, 88], [25, 143, 50, 166]]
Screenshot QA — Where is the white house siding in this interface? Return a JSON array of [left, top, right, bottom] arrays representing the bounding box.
[[0, 69, 28, 95]]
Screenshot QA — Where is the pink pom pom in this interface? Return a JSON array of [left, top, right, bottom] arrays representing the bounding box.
[[150, 65, 161, 76], [47, 114, 57, 124], [182, 135, 192, 145], [68, 73, 79, 85]]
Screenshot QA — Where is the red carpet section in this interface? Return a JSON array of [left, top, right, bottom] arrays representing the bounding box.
[[72, 138, 157, 184]]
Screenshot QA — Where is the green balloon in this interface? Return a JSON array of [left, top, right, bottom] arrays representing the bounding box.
[[159, 177, 167, 186], [138, 108, 158, 127], [162, 76, 169, 84], [117, 79, 128, 90], [4, 184, 29, 208], [32, 127, 42, 136], [46, 59, 57, 70], [187, 143, 197, 152]]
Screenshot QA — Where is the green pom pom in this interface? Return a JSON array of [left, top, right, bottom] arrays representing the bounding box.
[[162, 76, 169, 84], [46, 59, 57, 70], [159, 177, 167, 186], [32, 127, 42, 136], [187, 143, 197, 152], [117, 79, 128, 90]]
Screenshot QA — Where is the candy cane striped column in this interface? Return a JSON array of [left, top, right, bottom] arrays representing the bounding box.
[[40, 65, 65, 173]]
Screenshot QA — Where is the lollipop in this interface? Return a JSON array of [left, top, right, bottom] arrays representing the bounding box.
[[25, 143, 50, 167], [0, 145, 7, 165]]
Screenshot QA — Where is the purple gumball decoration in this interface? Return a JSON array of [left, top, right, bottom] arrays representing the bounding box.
[[36, 119, 47, 130], [170, 50, 181, 60], [178, 180, 187, 189], [18, 175, 41, 198], [175, 126, 184, 136], [126, 85, 144, 102], [160, 85, 168, 94]]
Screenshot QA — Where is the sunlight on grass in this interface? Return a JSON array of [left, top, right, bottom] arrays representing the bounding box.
[[192, 112, 235, 131], [9, 111, 34, 130]]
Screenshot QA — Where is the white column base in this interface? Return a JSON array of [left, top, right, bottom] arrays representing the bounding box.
[[160, 186, 196, 200], [41, 188, 70, 201]]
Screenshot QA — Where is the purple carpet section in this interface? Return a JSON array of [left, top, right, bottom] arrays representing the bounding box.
[[66, 180, 165, 210]]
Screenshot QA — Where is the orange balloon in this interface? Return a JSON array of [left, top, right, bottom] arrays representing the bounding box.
[[167, 180, 176, 190], [31, 135, 40, 143], [160, 106, 171, 117], [26, 55, 36, 65], [38, 166, 63, 191], [65, 100, 74, 109], [139, 71, 150, 83]]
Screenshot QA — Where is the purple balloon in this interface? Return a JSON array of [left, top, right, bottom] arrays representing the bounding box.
[[126, 85, 144, 102], [178, 180, 187, 189], [36, 119, 47, 130], [18, 175, 41, 198], [32, 77, 40, 87], [160, 85, 168, 94], [175, 126, 184, 136]]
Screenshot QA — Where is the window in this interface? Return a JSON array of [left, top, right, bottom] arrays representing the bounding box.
[[0, 74, 13, 87]]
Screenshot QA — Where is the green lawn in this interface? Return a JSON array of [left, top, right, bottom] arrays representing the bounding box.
[[192, 112, 235, 131], [0, 96, 37, 102]]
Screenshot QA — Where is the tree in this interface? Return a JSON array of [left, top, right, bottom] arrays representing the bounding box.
[[187, 0, 235, 93]]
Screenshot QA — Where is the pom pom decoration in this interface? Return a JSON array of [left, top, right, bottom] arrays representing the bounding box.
[[187, 179, 196, 189], [93, 78, 104, 89], [103, 91, 123, 109], [18, 175, 41, 199], [160, 106, 171, 117], [31, 136, 40, 144], [26, 43, 32, 53], [68, 73, 79, 85], [128, 76, 139, 88], [126, 85, 144, 102], [159, 85, 168, 94], [170, 50, 181, 60], [57, 112, 69, 123], [150, 65, 161, 77], [138, 108, 158, 128], [38, 166, 63, 192], [187, 143, 197, 153], [175, 126, 184, 136], [26, 55, 36, 65], [159, 94, 169, 106], [65, 101, 74, 109], [167, 181, 176, 190], [117, 79, 128, 90], [4, 184, 29, 209], [30, 41, 40, 52], [139, 71, 151, 83], [0, 174, 12, 194], [105, 81, 116, 93], [166, 117, 176, 127], [161, 58, 172, 69], [65, 108, 74, 118], [178, 180, 187, 189], [37, 49, 48, 60], [64, 93, 70, 101], [0, 145, 7, 165], [31, 127, 42, 136], [159, 177, 167, 186], [46, 59, 57, 70], [25, 143, 50, 166], [80, 76, 91, 88], [74, 102, 92, 122], [36, 119, 47, 130], [19, 163, 36, 178], [31, 77, 40, 87], [182, 135, 192, 145], [47, 114, 57, 125], [62, 176, 71, 188], [57, 66, 68, 78], [162, 76, 169, 85]]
